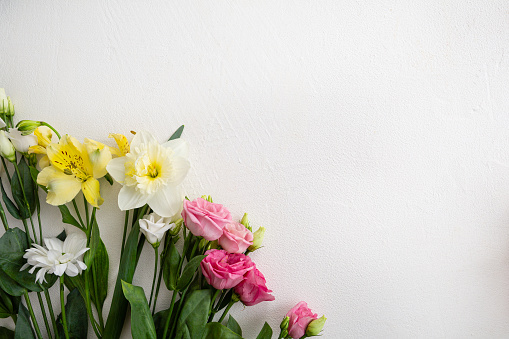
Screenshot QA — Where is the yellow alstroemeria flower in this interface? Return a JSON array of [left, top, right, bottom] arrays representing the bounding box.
[[108, 133, 130, 156], [37, 135, 111, 208], [28, 126, 56, 169]]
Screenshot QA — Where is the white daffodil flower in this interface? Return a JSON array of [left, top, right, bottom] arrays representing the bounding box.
[[6, 128, 38, 153], [139, 212, 176, 247], [21, 233, 89, 284], [106, 131, 190, 217]]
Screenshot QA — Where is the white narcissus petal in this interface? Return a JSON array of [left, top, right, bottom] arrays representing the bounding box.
[[147, 185, 182, 218], [162, 138, 189, 159], [166, 155, 190, 185], [130, 131, 158, 151], [106, 156, 127, 184], [118, 185, 148, 211]]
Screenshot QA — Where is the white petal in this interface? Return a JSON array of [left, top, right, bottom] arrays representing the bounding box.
[[63, 233, 87, 255], [36, 269, 47, 284], [118, 185, 148, 211], [0, 118, 5, 128], [162, 138, 189, 159], [167, 156, 190, 185], [65, 263, 79, 277], [106, 156, 127, 184], [76, 261, 87, 271], [147, 185, 182, 218], [53, 263, 67, 276], [44, 238, 64, 252], [130, 131, 157, 151]]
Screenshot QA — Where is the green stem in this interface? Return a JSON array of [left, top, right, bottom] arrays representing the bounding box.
[[218, 300, 235, 323], [208, 289, 222, 322], [0, 201, 8, 230], [1, 156, 11, 180], [83, 198, 90, 230], [35, 186, 43, 244], [36, 292, 53, 339], [161, 291, 178, 339], [43, 288, 60, 339], [169, 288, 189, 338], [13, 160, 38, 244], [72, 199, 85, 229], [60, 277, 70, 339], [152, 235, 172, 315], [120, 210, 129, 256], [24, 291, 43, 339], [148, 246, 159, 310], [41, 122, 61, 139]]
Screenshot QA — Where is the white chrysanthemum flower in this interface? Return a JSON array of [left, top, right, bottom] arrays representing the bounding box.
[[106, 131, 189, 217], [139, 212, 176, 247], [21, 233, 89, 284]]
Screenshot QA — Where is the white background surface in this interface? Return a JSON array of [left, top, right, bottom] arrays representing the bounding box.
[[1, 1, 509, 338]]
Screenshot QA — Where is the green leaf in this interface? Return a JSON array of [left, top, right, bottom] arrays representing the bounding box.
[[227, 316, 242, 336], [121, 281, 156, 339], [176, 255, 205, 291], [10, 158, 36, 219], [14, 304, 35, 339], [64, 275, 86, 304], [0, 269, 25, 297], [202, 323, 243, 339], [58, 205, 83, 230], [153, 299, 181, 339], [175, 289, 211, 339], [104, 173, 114, 185], [163, 241, 181, 291], [28, 166, 39, 186], [84, 219, 101, 268], [169, 125, 184, 141], [57, 288, 88, 339], [90, 237, 109, 310], [1, 179, 21, 220], [103, 210, 147, 339], [255, 322, 273, 339], [0, 327, 14, 339]]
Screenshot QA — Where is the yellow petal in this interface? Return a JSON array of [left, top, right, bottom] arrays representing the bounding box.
[[109, 133, 130, 156], [28, 145, 47, 155], [82, 177, 104, 207], [34, 126, 53, 147], [38, 155, 50, 170], [84, 139, 112, 178], [38, 166, 81, 206], [47, 135, 93, 179]]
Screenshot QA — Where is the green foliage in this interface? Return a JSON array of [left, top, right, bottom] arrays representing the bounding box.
[[58, 205, 83, 230], [255, 322, 273, 339], [57, 289, 88, 339], [174, 289, 212, 339], [121, 281, 156, 339], [176, 255, 205, 291], [227, 316, 242, 336], [10, 158, 36, 219], [1, 179, 21, 220], [0, 327, 14, 339], [169, 125, 184, 141], [14, 304, 34, 339], [202, 323, 243, 339]]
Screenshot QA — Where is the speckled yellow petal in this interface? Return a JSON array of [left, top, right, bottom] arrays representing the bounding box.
[[109, 133, 130, 156], [34, 126, 53, 147], [38, 166, 81, 206], [82, 177, 103, 208], [28, 145, 47, 155]]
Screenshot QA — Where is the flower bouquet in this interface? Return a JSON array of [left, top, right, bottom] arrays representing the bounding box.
[[0, 88, 326, 339]]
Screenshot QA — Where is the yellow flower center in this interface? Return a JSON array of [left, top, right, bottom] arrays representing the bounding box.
[[147, 163, 159, 178]]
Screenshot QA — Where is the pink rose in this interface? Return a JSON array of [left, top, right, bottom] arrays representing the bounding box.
[[234, 267, 275, 306], [286, 302, 318, 339], [200, 249, 254, 290], [218, 222, 254, 253], [182, 198, 232, 241]]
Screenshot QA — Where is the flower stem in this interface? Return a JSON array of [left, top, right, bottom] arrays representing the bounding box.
[[83, 197, 90, 229], [208, 289, 222, 322], [43, 287, 60, 339], [148, 246, 159, 310], [71, 199, 85, 229], [36, 292, 53, 339], [40, 122, 61, 139], [161, 290, 178, 339], [24, 291, 43, 339], [13, 160, 38, 244], [120, 210, 129, 257], [35, 186, 43, 244], [0, 201, 9, 231], [218, 300, 235, 323], [92, 265, 105, 330], [60, 276, 70, 339]]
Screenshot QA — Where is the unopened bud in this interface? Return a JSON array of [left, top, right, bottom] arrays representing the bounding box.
[[305, 315, 327, 336], [169, 219, 183, 236], [16, 120, 42, 135], [199, 237, 208, 250], [0, 89, 14, 116], [248, 227, 265, 252], [240, 213, 252, 231], [232, 293, 240, 303], [280, 316, 290, 330], [0, 130, 16, 162]]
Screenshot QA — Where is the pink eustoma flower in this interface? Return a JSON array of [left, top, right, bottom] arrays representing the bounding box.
[[234, 267, 275, 306], [286, 301, 318, 339], [218, 222, 253, 253], [200, 249, 254, 290], [182, 198, 232, 241]]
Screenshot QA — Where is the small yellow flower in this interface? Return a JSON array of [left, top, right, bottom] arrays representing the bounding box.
[[29, 126, 57, 169], [37, 135, 110, 208]]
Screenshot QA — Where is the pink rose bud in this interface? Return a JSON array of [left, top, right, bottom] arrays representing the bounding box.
[[234, 267, 275, 306], [182, 198, 232, 241], [200, 249, 254, 290], [218, 222, 254, 253], [286, 301, 318, 339]]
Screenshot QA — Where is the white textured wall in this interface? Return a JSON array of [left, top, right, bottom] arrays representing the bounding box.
[[2, 1, 509, 338]]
